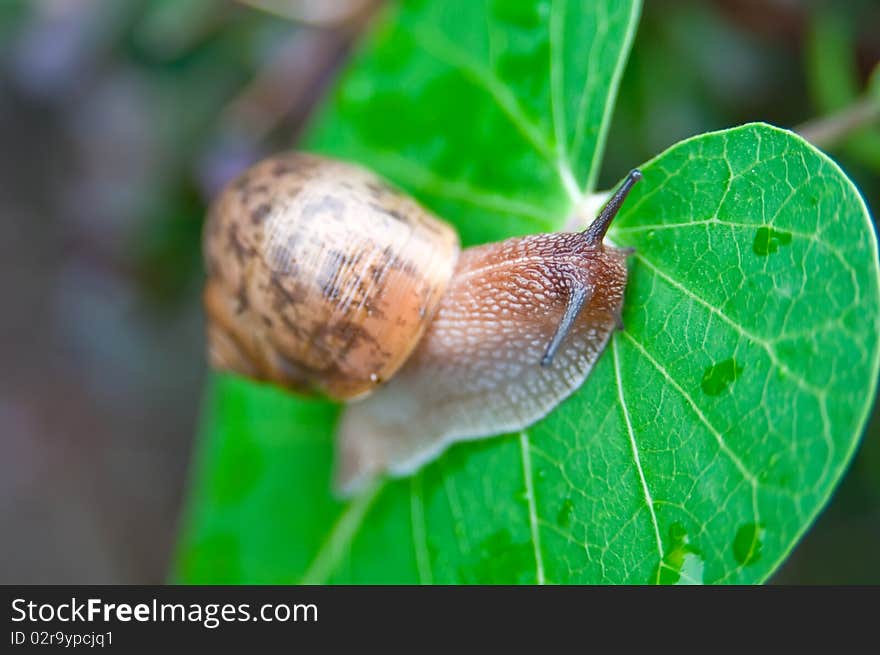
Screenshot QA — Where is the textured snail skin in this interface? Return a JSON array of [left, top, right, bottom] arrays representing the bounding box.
[[336, 231, 629, 495], [203, 153, 459, 401], [202, 152, 632, 497]]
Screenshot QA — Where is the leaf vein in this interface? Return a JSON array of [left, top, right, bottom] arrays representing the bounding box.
[[413, 25, 557, 165], [300, 484, 382, 584], [410, 473, 433, 584], [612, 337, 664, 581], [621, 331, 759, 485], [633, 253, 825, 396], [519, 430, 546, 585]]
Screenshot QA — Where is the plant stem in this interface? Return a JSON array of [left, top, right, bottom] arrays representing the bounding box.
[[796, 96, 880, 149]]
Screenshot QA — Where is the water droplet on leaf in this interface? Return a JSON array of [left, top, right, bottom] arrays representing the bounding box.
[[556, 499, 574, 528], [701, 358, 743, 396], [753, 226, 792, 256], [733, 523, 765, 566], [654, 523, 704, 584]]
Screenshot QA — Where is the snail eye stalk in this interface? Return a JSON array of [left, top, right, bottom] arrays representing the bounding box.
[[541, 283, 591, 367], [583, 169, 642, 244]]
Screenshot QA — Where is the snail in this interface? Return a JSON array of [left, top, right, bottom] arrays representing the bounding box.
[[203, 152, 641, 496]]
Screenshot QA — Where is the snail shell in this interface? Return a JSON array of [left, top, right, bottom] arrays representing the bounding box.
[[203, 153, 459, 401], [203, 152, 639, 496]]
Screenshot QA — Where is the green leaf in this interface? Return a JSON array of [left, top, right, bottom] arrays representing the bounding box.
[[174, 1, 879, 584], [305, 0, 640, 243]]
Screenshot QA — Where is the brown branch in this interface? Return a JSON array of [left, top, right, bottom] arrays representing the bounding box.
[[796, 96, 880, 149]]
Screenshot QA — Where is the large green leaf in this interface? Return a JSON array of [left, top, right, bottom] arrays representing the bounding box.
[[174, 0, 879, 584], [306, 0, 640, 243]]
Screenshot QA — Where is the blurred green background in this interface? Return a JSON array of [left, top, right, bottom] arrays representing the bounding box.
[[0, 0, 877, 583]]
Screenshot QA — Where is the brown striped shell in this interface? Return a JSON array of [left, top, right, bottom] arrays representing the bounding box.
[[203, 152, 459, 401]]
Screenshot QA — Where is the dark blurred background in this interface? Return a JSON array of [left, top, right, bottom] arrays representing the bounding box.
[[0, 0, 877, 584]]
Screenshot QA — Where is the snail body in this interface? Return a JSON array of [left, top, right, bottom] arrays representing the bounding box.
[[203, 152, 640, 495]]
